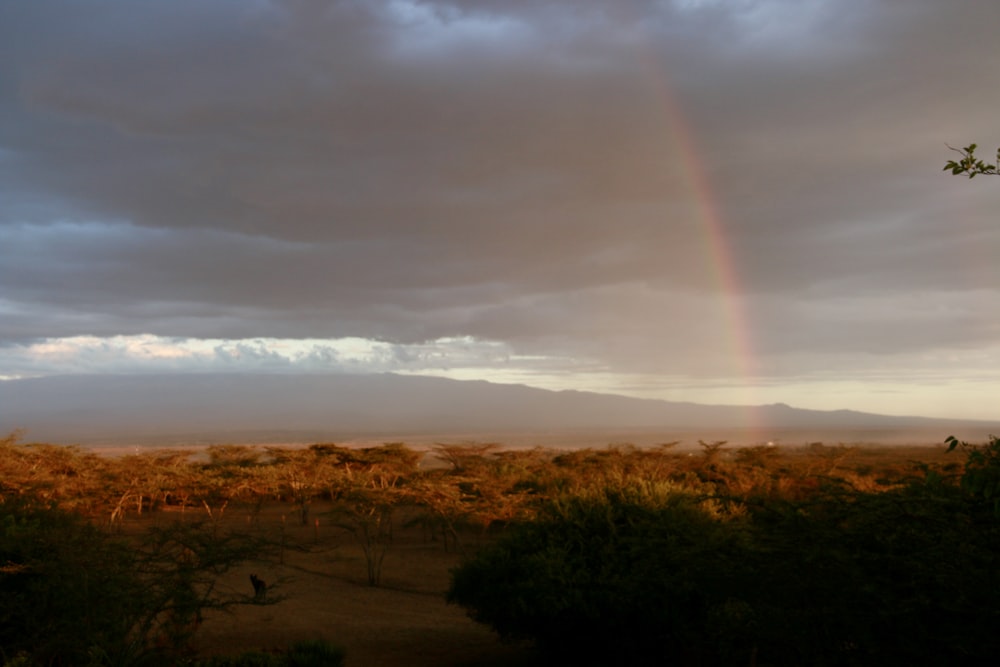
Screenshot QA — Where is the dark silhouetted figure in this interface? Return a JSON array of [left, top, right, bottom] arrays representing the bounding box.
[[250, 573, 267, 601]]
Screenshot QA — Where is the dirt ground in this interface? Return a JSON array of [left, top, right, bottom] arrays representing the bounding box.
[[180, 502, 540, 667]]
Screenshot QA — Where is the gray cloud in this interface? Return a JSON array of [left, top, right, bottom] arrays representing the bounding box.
[[2, 0, 1000, 413]]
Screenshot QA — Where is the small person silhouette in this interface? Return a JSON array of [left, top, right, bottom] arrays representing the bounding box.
[[250, 573, 267, 601]]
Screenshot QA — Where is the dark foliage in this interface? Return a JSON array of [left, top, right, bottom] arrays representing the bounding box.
[[192, 640, 345, 667], [449, 448, 1000, 666], [449, 486, 755, 666], [0, 497, 276, 666], [0, 499, 143, 665]]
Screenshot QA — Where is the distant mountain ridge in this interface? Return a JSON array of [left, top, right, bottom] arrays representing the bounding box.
[[0, 373, 994, 446]]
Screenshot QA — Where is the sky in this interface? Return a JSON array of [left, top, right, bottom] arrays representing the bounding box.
[[1, 0, 999, 420]]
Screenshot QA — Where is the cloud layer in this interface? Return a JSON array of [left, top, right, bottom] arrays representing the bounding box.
[[2, 1, 1000, 418]]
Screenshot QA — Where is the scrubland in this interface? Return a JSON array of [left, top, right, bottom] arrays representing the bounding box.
[[1, 431, 998, 666]]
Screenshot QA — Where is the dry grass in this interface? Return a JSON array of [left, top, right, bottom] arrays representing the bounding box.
[[159, 502, 541, 667]]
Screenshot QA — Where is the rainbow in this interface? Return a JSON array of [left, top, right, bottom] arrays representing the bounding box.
[[641, 60, 762, 417], [666, 99, 756, 377]]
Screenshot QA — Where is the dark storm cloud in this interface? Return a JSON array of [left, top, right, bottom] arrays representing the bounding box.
[[2, 0, 999, 383]]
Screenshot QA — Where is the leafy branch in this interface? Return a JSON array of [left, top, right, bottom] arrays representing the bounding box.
[[944, 143, 999, 178]]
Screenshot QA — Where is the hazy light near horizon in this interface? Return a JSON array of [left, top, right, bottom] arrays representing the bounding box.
[[3, 334, 998, 421]]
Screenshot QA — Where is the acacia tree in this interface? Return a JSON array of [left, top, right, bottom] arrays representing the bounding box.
[[330, 444, 422, 586], [265, 446, 333, 525], [103, 450, 194, 527], [410, 472, 469, 552], [0, 437, 105, 511]]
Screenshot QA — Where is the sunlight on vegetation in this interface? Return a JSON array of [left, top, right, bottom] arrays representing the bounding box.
[[2, 431, 999, 664]]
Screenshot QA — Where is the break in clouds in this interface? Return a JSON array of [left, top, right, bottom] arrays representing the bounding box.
[[1, 1, 1000, 417], [0, 334, 527, 379]]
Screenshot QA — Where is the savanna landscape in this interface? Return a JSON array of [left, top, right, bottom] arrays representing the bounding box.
[[6, 3, 1000, 666], [3, 430, 1000, 666]]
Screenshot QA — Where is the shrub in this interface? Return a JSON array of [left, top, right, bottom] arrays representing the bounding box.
[[449, 474, 1000, 666], [947, 434, 1000, 515], [193, 640, 345, 667], [0, 499, 142, 665], [448, 484, 754, 665], [738, 482, 1000, 665], [285, 639, 346, 667], [0, 496, 274, 666]]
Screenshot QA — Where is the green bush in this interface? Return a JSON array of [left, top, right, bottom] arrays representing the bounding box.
[[449, 484, 755, 665], [0, 497, 275, 666], [193, 640, 345, 667], [194, 654, 284, 667], [947, 434, 1000, 515], [285, 640, 346, 667], [449, 475, 1000, 666], [740, 482, 1000, 665], [0, 499, 143, 665]]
